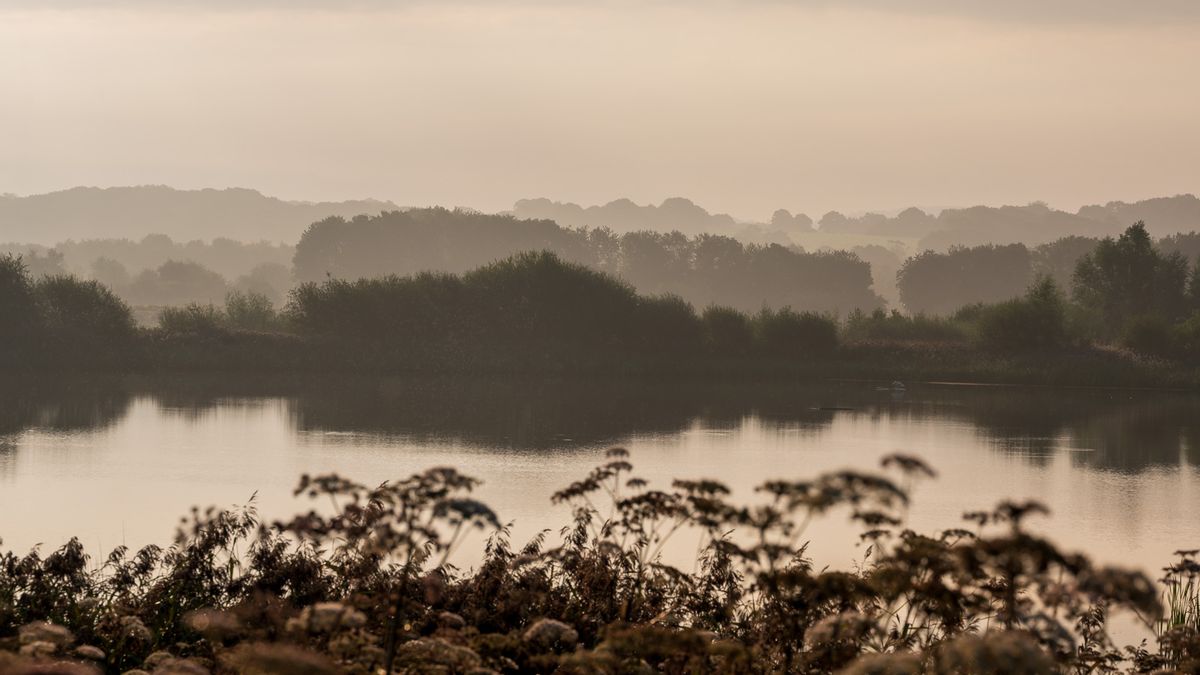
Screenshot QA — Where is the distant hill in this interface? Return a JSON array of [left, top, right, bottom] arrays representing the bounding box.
[[818, 195, 1200, 251], [5, 186, 1197, 253], [0, 186, 397, 245], [514, 194, 1200, 252], [512, 197, 744, 235]]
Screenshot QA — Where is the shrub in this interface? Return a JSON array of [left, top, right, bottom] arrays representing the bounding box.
[[158, 303, 226, 336], [1173, 312, 1200, 359], [0, 255, 40, 366], [633, 294, 702, 356], [224, 290, 279, 332], [976, 277, 1069, 352], [701, 305, 754, 356], [1123, 314, 1177, 358], [753, 307, 838, 357], [34, 275, 138, 367], [842, 308, 967, 342]]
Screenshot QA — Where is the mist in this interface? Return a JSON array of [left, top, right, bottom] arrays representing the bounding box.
[[3, 2, 1199, 221]]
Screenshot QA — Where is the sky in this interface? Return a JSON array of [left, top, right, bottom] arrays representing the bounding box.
[[2, 1, 1199, 221]]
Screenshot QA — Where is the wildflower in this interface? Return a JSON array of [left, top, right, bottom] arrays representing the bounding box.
[[523, 619, 580, 652], [221, 643, 338, 675], [73, 645, 105, 661], [119, 616, 153, 643], [437, 611, 467, 630], [183, 608, 242, 641], [394, 638, 482, 671], [18, 641, 59, 659], [150, 658, 211, 674], [18, 622, 74, 650], [934, 631, 1056, 674], [838, 652, 923, 675], [287, 602, 367, 634], [142, 651, 175, 670]]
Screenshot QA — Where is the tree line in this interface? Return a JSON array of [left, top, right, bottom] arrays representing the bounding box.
[[7, 222, 1200, 373], [882, 223, 1200, 355], [0, 251, 841, 373], [293, 208, 884, 314]]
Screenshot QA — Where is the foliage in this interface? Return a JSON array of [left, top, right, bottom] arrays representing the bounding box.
[[701, 306, 754, 357], [753, 307, 839, 358], [292, 209, 884, 314], [34, 275, 138, 367], [127, 259, 229, 306], [0, 256, 139, 370], [224, 290, 280, 331], [158, 303, 226, 336], [287, 251, 841, 370], [843, 308, 967, 343], [975, 277, 1071, 352], [897, 243, 1033, 315], [1032, 235, 1100, 290], [1123, 315, 1177, 358], [0, 255, 40, 368], [1073, 222, 1191, 335], [0, 451, 1193, 674]]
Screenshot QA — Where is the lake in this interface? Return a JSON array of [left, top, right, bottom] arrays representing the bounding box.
[[2, 375, 1198, 580]]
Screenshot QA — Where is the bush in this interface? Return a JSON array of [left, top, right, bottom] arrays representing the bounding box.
[[633, 294, 702, 356], [34, 275, 138, 367], [753, 307, 838, 358], [158, 303, 226, 336], [224, 290, 279, 331], [842, 308, 967, 342], [0, 255, 40, 366], [1173, 312, 1200, 359], [463, 251, 641, 351], [1123, 314, 1177, 358], [976, 277, 1069, 352], [701, 305, 754, 356]]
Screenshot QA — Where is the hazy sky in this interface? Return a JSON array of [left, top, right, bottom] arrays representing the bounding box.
[[3, 1, 1199, 220]]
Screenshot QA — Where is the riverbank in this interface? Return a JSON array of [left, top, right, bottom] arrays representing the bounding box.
[[11, 330, 1191, 390]]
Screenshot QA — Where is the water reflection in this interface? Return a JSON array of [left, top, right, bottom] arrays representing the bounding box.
[[0, 376, 131, 434], [1, 375, 1197, 585], [0, 376, 1198, 473]]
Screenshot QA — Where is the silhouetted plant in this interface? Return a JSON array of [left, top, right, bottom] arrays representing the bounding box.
[[0, 450, 1193, 672]]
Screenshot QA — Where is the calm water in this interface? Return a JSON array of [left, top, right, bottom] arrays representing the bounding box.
[[2, 376, 1199, 577]]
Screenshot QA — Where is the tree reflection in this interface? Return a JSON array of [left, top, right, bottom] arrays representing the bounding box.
[[0, 375, 1196, 474]]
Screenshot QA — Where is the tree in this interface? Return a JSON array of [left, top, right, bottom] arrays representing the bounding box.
[[91, 256, 131, 291], [35, 275, 138, 367], [818, 211, 849, 231], [1072, 222, 1189, 332], [234, 262, 291, 306], [0, 255, 40, 366], [1188, 256, 1200, 313], [897, 244, 1033, 315], [293, 209, 882, 315], [127, 260, 228, 306]]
